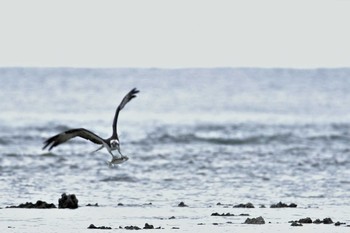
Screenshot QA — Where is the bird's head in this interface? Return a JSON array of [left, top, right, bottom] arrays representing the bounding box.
[[110, 140, 120, 150]]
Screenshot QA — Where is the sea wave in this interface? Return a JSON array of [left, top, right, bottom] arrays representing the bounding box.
[[143, 132, 296, 146], [100, 175, 137, 183], [138, 123, 350, 148], [0, 138, 10, 145]]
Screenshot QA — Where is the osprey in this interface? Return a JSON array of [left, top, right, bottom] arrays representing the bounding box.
[[43, 88, 140, 165]]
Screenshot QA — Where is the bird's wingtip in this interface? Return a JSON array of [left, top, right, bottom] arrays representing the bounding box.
[[132, 88, 140, 93]]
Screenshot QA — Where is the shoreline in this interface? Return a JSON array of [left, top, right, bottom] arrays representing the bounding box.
[[1, 198, 349, 233]]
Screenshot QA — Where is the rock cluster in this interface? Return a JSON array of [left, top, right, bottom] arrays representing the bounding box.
[[211, 212, 249, 217], [211, 212, 235, 216], [6, 200, 56, 209], [233, 203, 255, 208], [88, 224, 111, 229], [122, 223, 159, 230], [124, 225, 141, 230], [290, 217, 335, 226], [270, 202, 297, 208], [217, 201, 297, 209]]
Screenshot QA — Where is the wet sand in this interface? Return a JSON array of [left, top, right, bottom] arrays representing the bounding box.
[[1, 201, 349, 233]]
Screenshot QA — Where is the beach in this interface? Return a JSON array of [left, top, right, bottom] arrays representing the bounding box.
[[1, 68, 350, 232]]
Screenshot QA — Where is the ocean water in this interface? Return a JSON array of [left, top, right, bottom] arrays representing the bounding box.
[[1, 68, 350, 231]]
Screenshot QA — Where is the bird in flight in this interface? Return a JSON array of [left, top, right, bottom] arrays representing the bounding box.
[[43, 88, 140, 165]]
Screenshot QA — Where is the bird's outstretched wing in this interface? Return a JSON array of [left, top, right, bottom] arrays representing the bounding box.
[[43, 128, 104, 151], [111, 88, 140, 139]]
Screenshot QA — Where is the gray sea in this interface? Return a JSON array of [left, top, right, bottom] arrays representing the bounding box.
[[1, 68, 350, 232]]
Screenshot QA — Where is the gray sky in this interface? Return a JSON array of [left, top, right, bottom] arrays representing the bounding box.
[[0, 0, 349, 68]]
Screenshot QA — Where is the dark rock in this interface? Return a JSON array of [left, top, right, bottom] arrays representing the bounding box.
[[233, 203, 255, 208], [178, 202, 188, 207], [244, 216, 265, 224], [271, 202, 287, 208], [289, 203, 297, 208], [239, 213, 250, 216], [216, 202, 231, 207], [291, 221, 303, 226], [335, 221, 346, 226], [172, 227, 180, 229], [270, 202, 297, 208], [125, 225, 141, 230], [259, 204, 266, 208], [322, 218, 333, 224], [88, 224, 97, 229], [299, 217, 312, 224], [6, 200, 56, 209], [143, 223, 154, 229], [87, 224, 111, 229], [34, 200, 56, 208], [86, 203, 98, 207], [294, 217, 333, 224], [211, 212, 235, 216], [118, 203, 124, 206], [169, 216, 176, 219], [223, 213, 235, 216], [58, 193, 78, 209], [313, 219, 322, 224]]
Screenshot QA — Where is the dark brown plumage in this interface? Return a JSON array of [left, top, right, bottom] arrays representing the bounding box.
[[42, 88, 140, 158]]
